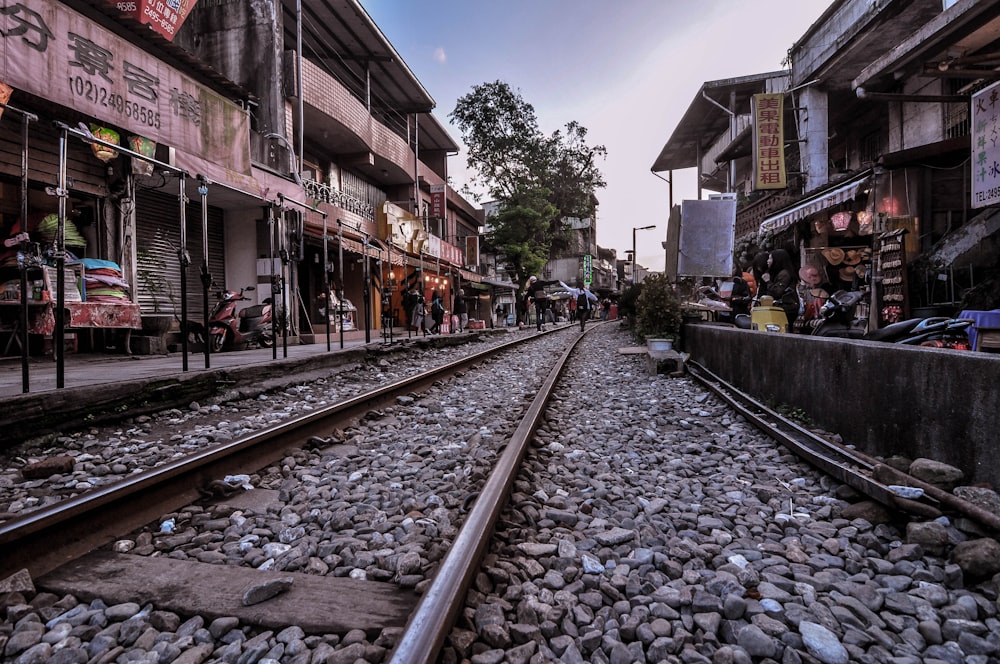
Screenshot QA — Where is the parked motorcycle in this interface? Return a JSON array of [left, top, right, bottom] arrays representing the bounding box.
[[733, 295, 790, 332], [811, 290, 973, 348], [206, 286, 276, 352]]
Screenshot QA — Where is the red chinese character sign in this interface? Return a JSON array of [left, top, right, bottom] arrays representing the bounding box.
[[430, 184, 446, 220], [752, 93, 786, 190], [108, 0, 198, 42], [972, 80, 1000, 208]]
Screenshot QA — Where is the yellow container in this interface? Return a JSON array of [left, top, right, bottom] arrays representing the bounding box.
[[750, 295, 789, 333]]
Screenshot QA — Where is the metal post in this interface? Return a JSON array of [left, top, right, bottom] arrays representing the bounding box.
[[55, 127, 68, 389], [632, 225, 655, 286], [337, 219, 344, 349], [268, 204, 277, 360], [323, 216, 331, 351], [363, 236, 371, 344], [178, 177, 189, 371], [4, 104, 37, 393], [198, 177, 211, 369]]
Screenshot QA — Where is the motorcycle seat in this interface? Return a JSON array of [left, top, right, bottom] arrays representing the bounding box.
[[239, 305, 267, 319]]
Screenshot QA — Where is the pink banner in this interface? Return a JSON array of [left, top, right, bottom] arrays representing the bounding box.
[[1, 0, 251, 174]]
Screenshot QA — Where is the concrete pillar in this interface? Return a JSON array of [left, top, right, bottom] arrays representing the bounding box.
[[798, 87, 829, 192]]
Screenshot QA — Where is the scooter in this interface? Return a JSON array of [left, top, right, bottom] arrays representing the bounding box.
[[812, 290, 973, 348], [734, 295, 790, 332], [206, 286, 276, 352]]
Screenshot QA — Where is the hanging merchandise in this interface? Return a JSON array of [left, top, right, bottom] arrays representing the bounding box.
[[128, 135, 156, 176], [0, 81, 12, 120], [856, 210, 874, 235], [89, 124, 120, 162], [37, 213, 87, 248]]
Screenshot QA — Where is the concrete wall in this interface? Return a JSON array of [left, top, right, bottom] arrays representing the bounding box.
[[684, 323, 1000, 488]]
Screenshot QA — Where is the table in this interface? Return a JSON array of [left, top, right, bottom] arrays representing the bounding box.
[[958, 309, 1000, 351], [0, 300, 141, 355]]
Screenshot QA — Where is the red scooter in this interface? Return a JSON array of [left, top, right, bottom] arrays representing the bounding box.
[[206, 286, 276, 352]]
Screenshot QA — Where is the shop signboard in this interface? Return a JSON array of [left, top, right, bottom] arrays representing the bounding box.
[[0, 0, 251, 175], [678, 199, 736, 278], [107, 0, 199, 42], [972, 80, 1000, 208], [752, 93, 786, 190], [430, 184, 446, 219]]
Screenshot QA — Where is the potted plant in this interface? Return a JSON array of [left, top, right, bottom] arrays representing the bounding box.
[[135, 250, 173, 336], [635, 273, 682, 350]]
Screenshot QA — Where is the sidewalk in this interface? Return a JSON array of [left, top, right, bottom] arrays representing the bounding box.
[[0, 327, 425, 398]]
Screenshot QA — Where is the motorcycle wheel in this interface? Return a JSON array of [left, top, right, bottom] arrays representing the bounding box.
[[209, 330, 227, 353], [259, 334, 273, 348]]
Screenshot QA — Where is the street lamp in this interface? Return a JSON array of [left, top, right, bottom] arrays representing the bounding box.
[[632, 225, 655, 284]]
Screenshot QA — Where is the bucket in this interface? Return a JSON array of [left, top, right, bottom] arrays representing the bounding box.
[[647, 338, 673, 352]]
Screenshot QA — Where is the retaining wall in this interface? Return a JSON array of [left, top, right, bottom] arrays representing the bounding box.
[[684, 323, 1000, 488]]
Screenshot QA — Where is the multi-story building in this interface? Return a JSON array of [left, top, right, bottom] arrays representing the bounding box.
[[653, 0, 1000, 326], [0, 0, 485, 363]]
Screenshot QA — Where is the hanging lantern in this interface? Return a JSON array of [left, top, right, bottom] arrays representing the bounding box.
[[814, 218, 828, 234], [830, 211, 852, 232], [128, 135, 156, 176], [89, 124, 120, 163]]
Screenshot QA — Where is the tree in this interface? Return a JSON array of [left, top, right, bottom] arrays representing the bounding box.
[[488, 185, 555, 290], [450, 81, 606, 286]]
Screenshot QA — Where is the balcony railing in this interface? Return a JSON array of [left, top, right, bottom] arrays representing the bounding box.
[[303, 178, 375, 222]]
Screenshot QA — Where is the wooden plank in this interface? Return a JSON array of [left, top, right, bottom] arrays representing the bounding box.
[[37, 550, 418, 635]]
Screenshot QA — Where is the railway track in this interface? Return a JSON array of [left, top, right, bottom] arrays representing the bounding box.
[[2, 325, 997, 663], [0, 328, 565, 580], [685, 360, 1000, 535]]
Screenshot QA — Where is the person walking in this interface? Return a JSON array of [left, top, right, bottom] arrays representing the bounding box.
[[429, 290, 445, 334], [453, 288, 468, 332], [559, 280, 598, 332], [411, 290, 427, 335], [529, 277, 550, 331]]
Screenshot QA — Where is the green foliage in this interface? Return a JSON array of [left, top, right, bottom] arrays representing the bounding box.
[[617, 282, 642, 324], [634, 273, 682, 343], [450, 80, 605, 277]]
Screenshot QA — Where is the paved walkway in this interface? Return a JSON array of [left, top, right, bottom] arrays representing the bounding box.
[[0, 326, 436, 397]]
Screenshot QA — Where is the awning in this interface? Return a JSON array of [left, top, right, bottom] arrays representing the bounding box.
[[759, 170, 872, 235]]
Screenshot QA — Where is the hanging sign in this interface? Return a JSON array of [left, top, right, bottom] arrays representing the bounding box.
[[752, 93, 787, 190], [0, 0, 251, 174], [430, 183, 446, 219], [107, 0, 198, 42], [972, 80, 1000, 208]]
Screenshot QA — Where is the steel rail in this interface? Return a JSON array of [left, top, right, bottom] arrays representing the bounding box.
[[388, 327, 587, 663], [0, 332, 551, 579], [687, 361, 1000, 533]]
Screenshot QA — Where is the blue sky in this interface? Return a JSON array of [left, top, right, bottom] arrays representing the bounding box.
[[360, 1, 831, 271]]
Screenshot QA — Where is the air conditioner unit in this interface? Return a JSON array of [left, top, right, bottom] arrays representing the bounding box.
[[709, 193, 737, 201]]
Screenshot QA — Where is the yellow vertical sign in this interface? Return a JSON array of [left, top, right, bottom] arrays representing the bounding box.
[[752, 93, 787, 190]]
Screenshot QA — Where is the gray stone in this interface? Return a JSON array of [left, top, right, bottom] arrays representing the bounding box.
[[799, 621, 848, 664], [241, 576, 294, 606]]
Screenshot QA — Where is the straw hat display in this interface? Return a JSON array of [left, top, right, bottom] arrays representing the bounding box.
[[821, 247, 845, 265], [798, 264, 823, 286], [843, 250, 862, 266], [838, 265, 856, 281]]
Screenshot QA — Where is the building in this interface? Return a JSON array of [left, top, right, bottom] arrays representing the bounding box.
[[0, 0, 486, 364], [652, 0, 1000, 327]]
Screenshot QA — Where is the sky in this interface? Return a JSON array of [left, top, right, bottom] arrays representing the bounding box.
[[359, 1, 832, 272]]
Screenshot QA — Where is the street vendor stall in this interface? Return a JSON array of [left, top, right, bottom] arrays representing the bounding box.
[[0, 260, 140, 355]]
